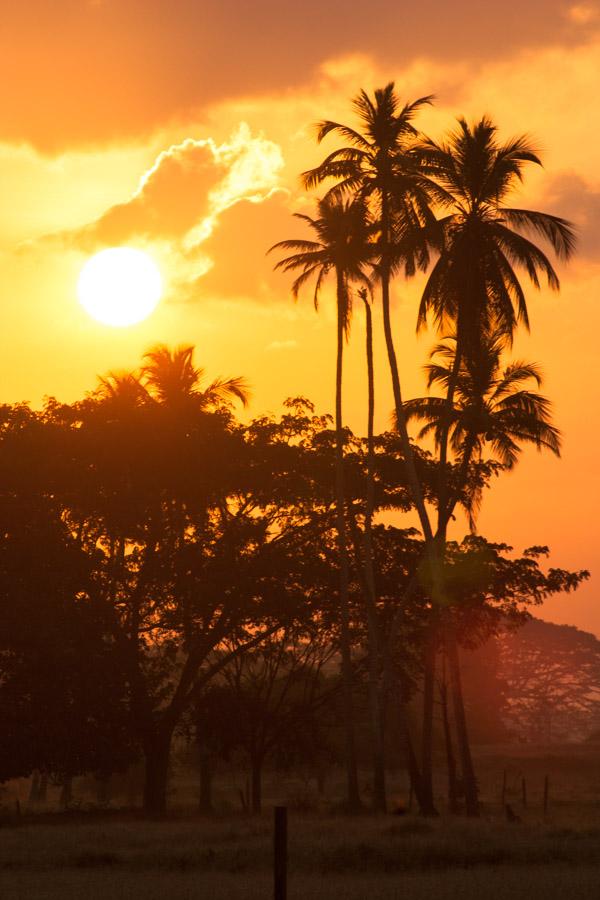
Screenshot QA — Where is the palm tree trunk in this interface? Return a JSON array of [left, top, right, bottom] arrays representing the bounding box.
[[379, 197, 432, 544], [436, 338, 463, 537], [440, 651, 460, 814], [398, 695, 437, 816], [361, 293, 386, 813], [421, 629, 437, 814], [335, 269, 361, 811], [446, 629, 479, 816]]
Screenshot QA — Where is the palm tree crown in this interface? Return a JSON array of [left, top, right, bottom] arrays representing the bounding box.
[[269, 194, 373, 334], [94, 371, 149, 409], [404, 333, 562, 471], [302, 84, 437, 277], [416, 117, 576, 353], [141, 345, 249, 410]]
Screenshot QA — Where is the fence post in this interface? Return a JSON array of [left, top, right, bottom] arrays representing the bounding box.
[[274, 806, 287, 900], [501, 770, 507, 808], [521, 777, 527, 808], [543, 776, 549, 818]]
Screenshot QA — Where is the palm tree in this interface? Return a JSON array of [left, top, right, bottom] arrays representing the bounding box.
[[302, 84, 438, 543], [358, 287, 387, 812], [141, 345, 250, 412], [405, 333, 561, 525], [270, 194, 373, 810], [405, 332, 561, 814], [415, 117, 574, 534], [93, 371, 149, 412]]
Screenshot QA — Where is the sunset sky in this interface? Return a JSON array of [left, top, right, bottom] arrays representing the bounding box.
[[2, 0, 599, 630]]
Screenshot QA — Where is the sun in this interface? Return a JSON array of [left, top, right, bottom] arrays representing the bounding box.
[[77, 247, 163, 327]]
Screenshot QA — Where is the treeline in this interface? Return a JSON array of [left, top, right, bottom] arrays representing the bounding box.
[[0, 83, 591, 817], [0, 360, 586, 815]]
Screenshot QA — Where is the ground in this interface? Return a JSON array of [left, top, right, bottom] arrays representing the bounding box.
[[2, 745, 600, 899]]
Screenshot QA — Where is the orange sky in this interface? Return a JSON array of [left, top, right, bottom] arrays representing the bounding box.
[[1, 1, 599, 631]]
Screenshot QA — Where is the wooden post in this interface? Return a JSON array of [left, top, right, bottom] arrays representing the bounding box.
[[543, 776, 549, 818], [501, 770, 507, 808], [521, 777, 527, 808], [408, 781, 413, 812], [274, 806, 287, 900]]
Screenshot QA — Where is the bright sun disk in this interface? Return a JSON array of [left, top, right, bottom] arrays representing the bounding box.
[[77, 247, 162, 327]]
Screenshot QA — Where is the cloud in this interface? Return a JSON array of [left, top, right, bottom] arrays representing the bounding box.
[[1, 0, 597, 149], [567, 4, 598, 24], [66, 124, 283, 248], [52, 124, 286, 294]]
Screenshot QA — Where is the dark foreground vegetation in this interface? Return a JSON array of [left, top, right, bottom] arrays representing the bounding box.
[[3, 745, 600, 899], [0, 81, 595, 900]]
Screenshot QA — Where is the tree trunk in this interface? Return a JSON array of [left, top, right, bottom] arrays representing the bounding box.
[[361, 293, 386, 813], [421, 632, 437, 814], [38, 772, 48, 805], [28, 770, 41, 806], [143, 729, 173, 816], [59, 777, 72, 810], [398, 697, 438, 816], [439, 656, 460, 814], [378, 201, 432, 545], [96, 774, 111, 805], [436, 335, 463, 533], [335, 269, 361, 812], [446, 631, 479, 816], [198, 743, 213, 814], [251, 755, 263, 814]]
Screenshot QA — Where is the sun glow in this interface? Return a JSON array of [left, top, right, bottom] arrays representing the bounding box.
[[77, 247, 162, 327]]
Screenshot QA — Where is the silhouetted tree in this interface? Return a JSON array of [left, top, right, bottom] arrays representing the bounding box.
[[196, 626, 335, 813], [499, 619, 600, 743], [303, 85, 437, 543], [271, 196, 373, 810]]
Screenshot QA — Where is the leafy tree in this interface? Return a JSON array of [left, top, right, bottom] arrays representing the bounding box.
[[195, 626, 335, 813], [0, 426, 135, 783], [498, 619, 600, 743]]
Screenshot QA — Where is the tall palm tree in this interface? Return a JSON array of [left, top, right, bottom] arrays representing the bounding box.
[[357, 287, 387, 812], [404, 332, 561, 814], [270, 194, 373, 810], [302, 84, 438, 543], [415, 117, 574, 535], [141, 345, 250, 412]]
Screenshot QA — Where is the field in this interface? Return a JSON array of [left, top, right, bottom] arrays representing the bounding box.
[[2, 745, 600, 899]]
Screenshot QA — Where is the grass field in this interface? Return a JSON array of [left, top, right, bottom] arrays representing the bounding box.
[[1, 745, 600, 899]]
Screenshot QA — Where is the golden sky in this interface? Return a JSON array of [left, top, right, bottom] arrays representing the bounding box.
[[1, 1, 599, 630]]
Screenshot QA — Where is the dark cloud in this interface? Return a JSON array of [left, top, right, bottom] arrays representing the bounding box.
[[3, 0, 596, 150]]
